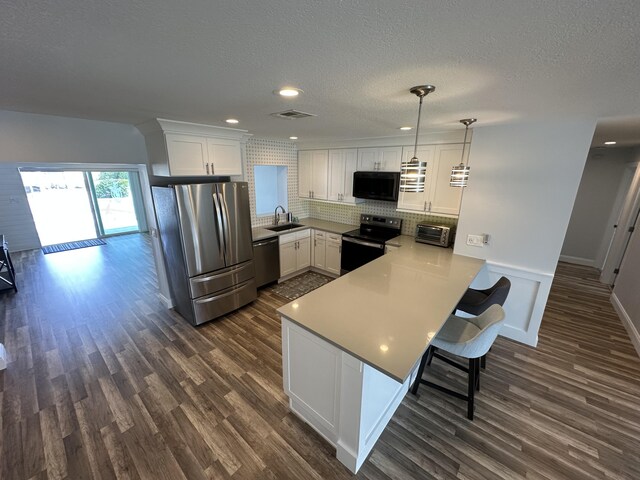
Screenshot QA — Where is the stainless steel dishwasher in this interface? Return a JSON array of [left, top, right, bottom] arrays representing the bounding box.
[[252, 237, 280, 288]]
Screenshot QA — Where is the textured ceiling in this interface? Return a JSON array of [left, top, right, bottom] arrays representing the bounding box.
[[1, 0, 640, 142]]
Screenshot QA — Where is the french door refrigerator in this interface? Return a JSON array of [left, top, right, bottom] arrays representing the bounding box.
[[152, 182, 257, 325]]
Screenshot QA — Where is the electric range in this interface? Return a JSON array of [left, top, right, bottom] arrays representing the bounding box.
[[340, 214, 402, 274]]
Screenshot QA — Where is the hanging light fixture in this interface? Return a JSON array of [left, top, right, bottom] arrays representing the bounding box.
[[400, 85, 436, 193], [450, 118, 476, 187]]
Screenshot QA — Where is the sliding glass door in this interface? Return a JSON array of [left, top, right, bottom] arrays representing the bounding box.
[[87, 171, 147, 236], [20, 168, 148, 246]]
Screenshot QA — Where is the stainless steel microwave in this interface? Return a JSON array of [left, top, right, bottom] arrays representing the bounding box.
[[415, 223, 455, 247], [352, 171, 400, 202]]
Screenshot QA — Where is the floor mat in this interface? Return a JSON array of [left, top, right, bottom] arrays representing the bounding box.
[[42, 238, 106, 254], [267, 271, 333, 300]]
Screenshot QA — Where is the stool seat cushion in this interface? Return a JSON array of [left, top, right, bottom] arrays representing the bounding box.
[[431, 304, 505, 359]]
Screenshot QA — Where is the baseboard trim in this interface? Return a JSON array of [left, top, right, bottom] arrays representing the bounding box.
[[610, 293, 640, 358], [158, 293, 173, 309], [558, 255, 595, 267]]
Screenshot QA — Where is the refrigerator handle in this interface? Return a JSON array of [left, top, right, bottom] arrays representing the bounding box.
[[218, 191, 232, 260], [211, 193, 227, 262]]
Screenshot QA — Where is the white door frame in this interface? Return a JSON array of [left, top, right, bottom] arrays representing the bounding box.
[[601, 161, 640, 285]]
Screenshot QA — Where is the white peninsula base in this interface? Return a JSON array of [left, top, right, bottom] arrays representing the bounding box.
[[281, 317, 418, 473]]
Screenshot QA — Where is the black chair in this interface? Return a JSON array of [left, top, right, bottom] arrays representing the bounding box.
[[454, 276, 511, 368], [456, 276, 511, 315]]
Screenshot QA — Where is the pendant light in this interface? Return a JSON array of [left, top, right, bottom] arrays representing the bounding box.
[[450, 118, 476, 187], [400, 85, 436, 193]]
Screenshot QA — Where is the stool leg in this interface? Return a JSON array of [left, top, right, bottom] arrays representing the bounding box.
[[467, 358, 476, 420], [481, 354, 486, 369], [475, 357, 481, 391], [427, 346, 436, 366], [411, 346, 430, 395], [7, 252, 17, 292]]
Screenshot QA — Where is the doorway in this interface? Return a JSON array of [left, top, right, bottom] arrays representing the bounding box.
[[19, 168, 148, 247]]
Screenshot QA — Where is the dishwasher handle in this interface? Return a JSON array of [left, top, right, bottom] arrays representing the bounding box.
[[253, 238, 279, 247]]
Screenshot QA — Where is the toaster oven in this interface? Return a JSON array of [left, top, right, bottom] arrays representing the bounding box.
[[415, 223, 455, 247]]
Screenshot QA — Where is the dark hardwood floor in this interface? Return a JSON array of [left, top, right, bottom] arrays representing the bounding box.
[[1, 234, 639, 479]]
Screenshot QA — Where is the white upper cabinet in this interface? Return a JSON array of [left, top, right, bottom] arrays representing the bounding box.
[[327, 149, 363, 204], [397, 146, 436, 211], [430, 144, 467, 216], [165, 134, 209, 176], [397, 143, 467, 217], [357, 147, 402, 172], [299, 150, 328, 200], [137, 118, 248, 177], [207, 138, 242, 176]]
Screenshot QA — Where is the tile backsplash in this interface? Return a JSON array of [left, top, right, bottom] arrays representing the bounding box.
[[307, 201, 458, 235], [246, 137, 458, 234], [245, 138, 309, 226]]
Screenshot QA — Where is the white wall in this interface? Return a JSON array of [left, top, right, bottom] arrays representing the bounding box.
[[455, 120, 596, 345], [0, 110, 147, 165], [561, 148, 635, 267]]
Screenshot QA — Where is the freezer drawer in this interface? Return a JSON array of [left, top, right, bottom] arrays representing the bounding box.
[[191, 279, 257, 326], [189, 260, 255, 299]]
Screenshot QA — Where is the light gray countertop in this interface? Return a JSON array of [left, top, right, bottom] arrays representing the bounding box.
[[277, 237, 485, 382], [252, 218, 357, 242]]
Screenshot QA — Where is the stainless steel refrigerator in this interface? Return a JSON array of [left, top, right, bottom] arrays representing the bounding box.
[[152, 182, 257, 325]]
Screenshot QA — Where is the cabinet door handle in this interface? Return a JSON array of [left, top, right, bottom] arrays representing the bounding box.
[[314, 239, 316, 247], [206, 163, 210, 175], [429, 201, 432, 211], [424, 201, 427, 211]]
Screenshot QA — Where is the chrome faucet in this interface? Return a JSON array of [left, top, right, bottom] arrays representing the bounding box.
[[274, 205, 286, 225]]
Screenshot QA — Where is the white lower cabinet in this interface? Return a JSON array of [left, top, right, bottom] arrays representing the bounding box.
[[281, 317, 413, 473], [313, 231, 327, 270], [312, 230, 341, 276], [325, 233, 342, 275], [279, 229, 311, 278]]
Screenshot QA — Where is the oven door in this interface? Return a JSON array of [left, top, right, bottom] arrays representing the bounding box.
[[340, 236, 385, 274]]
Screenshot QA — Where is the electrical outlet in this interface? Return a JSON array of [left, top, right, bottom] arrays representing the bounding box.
[[466, 234, 484, 247]]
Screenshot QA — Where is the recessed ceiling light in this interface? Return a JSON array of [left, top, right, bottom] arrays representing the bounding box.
[[399, 126, 412, 131], [225, 118, 239, 124], [289, 136, 298, 140], [276, 87, 302, 97], [604, 141, 616, 145]]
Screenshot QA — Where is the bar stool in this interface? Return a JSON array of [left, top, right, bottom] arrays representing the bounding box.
[[455, 276, 510, 368], [0, 235, 17, 293], [411, 304, 505, 420]]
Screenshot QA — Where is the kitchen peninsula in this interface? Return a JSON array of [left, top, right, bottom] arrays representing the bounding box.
[[277, 237, 485, 473]]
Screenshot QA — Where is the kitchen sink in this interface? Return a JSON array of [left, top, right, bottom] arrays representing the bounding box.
[[265, 223, 304, 232]]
